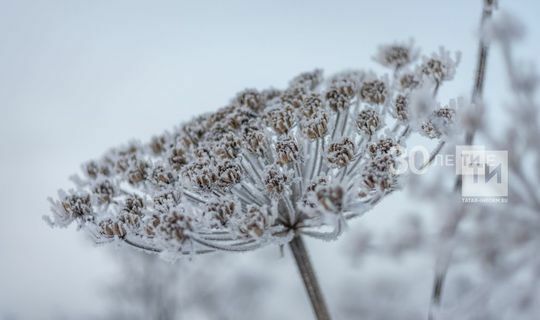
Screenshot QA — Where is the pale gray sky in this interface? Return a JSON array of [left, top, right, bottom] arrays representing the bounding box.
[[0, 0, 538, 319]]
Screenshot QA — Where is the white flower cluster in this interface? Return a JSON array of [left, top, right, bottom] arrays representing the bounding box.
[[46, 43, 458, 257]]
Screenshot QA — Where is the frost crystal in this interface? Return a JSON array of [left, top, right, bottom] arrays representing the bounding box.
[[46, 43, 454, 256]]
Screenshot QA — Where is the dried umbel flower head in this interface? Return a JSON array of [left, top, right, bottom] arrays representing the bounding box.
[[327, 138, 355, 167], [301, 110, 329, 139], [315, 184, 345, 214], [325, 82, 356, 111], [275, 136, 301, 165], [399, 73, 421, 91], [234, 89, 264, 112], [361, 154, 399, 192], [242, 123, 268, 156], [419, 47, 461, 84], [264, 105, 295, 134], [356, 108, 382, 136], [300, 93, 324, 118], [420, 106, 457, 139], [237, 205, 275, 237], [205, 196, 238, 227], [374, 40, 419, 70], [92, 179, 116, 204], [264, 165, 290, 196], [360, 78, 389, 105], [46, 42, 454, 257], [393, 94, 409, 122]]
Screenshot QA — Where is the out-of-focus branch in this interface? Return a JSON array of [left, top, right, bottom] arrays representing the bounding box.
[[428, 1, 496, 319]]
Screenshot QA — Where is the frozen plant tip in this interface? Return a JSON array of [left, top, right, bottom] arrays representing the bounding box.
[[46, 42, 458, 320]]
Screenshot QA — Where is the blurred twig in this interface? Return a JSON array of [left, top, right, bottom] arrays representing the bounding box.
[[428, 1, 495, 319]]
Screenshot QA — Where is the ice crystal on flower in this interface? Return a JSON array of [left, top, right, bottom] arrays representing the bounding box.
[[46, 42, 456, 256]]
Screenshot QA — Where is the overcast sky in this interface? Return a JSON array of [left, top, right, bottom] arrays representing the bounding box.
[[1, 0, 539, 319]]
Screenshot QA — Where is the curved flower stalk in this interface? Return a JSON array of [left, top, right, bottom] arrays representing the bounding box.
[[46, 43, 457, 319]]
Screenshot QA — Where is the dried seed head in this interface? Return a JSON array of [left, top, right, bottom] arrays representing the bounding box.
[[306, 177, 328, 193], [149, 135, 168, 155], [62, 193, 92, 219], [368, 138, 401, 158], [99, 218, 127, 238], [325, 86, 353, 111], [329, 71, 365, 90], [153, 190, 182, 212], [159, 210, 192, 243], [205, 197, 237, 227], [420, 120, 440, 139], [144, 215, 161, 238], [316, 184, 345, 213], [420, 49, 460, 83], [434, 107, 456, 120], [117, 143, 140, 157], [83, 160, 111, 179], [399, 73, 421, 91], [281, 86, 307, 109], [375, 42, 417, 69], [360, 79, 388, 105], [289, 69, 323, 90], [118, 212, 141, 229], [114, 155, 132, 173], [264, 165, 289, 196], [235, 89, 264, 112], [327, 137, 356, 167], [242, 125, 268, 155], [215, 132, 242, 160], [92, 180, 115, 204], [299, 93, 324, 118], [150, 165, 175, 186], [193, 145, 213, 160], [302, 177, 328, 209], [184, 160, 217, 191], [83, 161, 100, 179], [238, 205, 272, 237], [356, 109, 382, 136], [362, 154, 398, 191], [275, 136, 301, 165], [264, 106, 295, 134], [127, 159, 149, 185], [181, 115, 208, 146], [421, 107, 456, 139], [422, 59, 445, 82], [216, 160, 243, 189], [207, 107, 232, 127], [393, 94, 409, 122], [123, 195, 144, 215], [226, 107, 258, 129], [301, 110, 329, 139]]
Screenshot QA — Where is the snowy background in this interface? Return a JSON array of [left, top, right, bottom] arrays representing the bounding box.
[[1, 0, 539, 319]]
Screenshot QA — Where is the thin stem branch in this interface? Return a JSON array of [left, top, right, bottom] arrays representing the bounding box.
[[428, 2, 495, 319], [289, 236, 332, 320]]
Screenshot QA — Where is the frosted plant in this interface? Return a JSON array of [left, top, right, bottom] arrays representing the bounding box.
[[45, 43, 458, 319], [341, 2, 540, 319], [426, 7, 540, 319]]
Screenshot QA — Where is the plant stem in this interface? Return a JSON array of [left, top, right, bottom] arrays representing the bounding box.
[[428, 2, 495, 319], [289, 235, 332, 320]]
